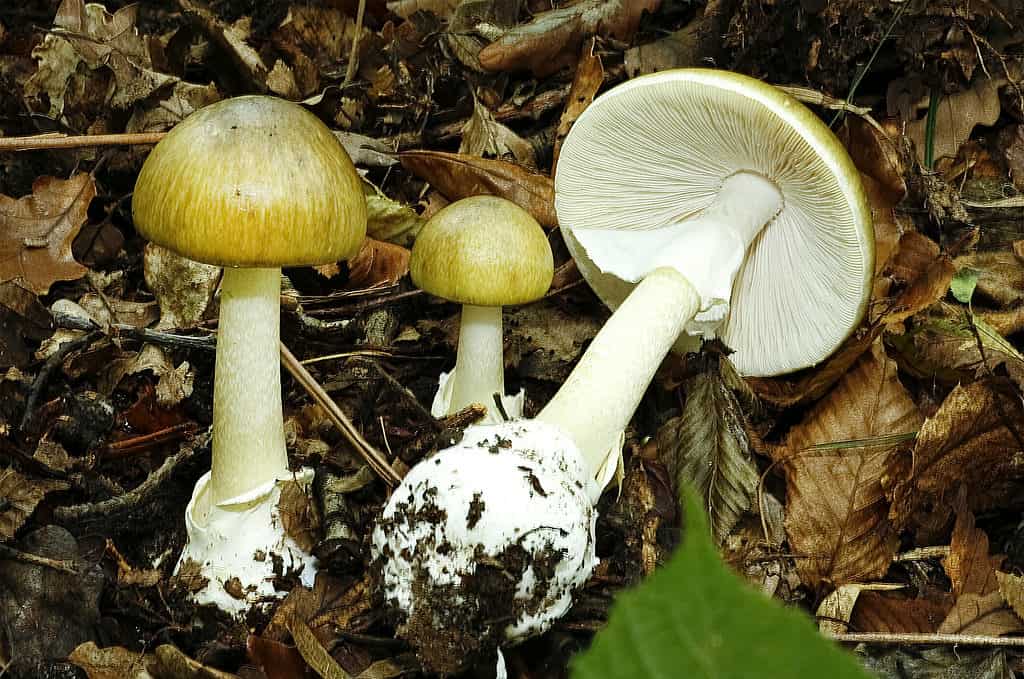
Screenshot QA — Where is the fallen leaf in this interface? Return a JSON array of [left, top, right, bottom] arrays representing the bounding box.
[[937, 590, 1024, 636], [247, 634, 307, 679], [363, 180, 426, 247], [69, 642, 154, 679], [399, 150, 556, 227], [346, 238, 411, 289], [907, 74, 1006, 164], [889, 380, 1024, 537], [143, 242, 221, 331], [505, 298, 603, 382], [658, 368, 758, 543], [0, 173, 94, 294], [278, 478, 320, 554], [388, 0, 459, 19], [552, 38, 603, 173], [850, 591, 953, 634], [125, 81, 222, 133], [289, 616, 349, 679], [774, 342, 921, 589], [996, 571, 1024, 620], [0, 281, 53, 368], [478, 0, 660, 76], [0, 469, 69, 540], [861, 647, 1012, 678], [152, 644, 238, 679], [623, 0, 734, 77], [460, 94, 536, 168], [944, 505, 1003, 597], [952, 251, 1024, 307], [266, 573, 372, 642], [816, 583, 906, 635]]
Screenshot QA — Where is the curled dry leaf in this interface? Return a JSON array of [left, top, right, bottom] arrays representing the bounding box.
[[68, 642, 155, 679], [937, 590, 1024, 636], [850, 590, 953, 634], [0, 173, 94, 295], [144, 242, 221, 331], [0, 469, 70, 541], [774, 342, 921, 590], [478, 0, 660, 76], [460, 95, 537, 168], [399, 150, 557, 227], [889, 380, 1024, 537], [658, 368, 758, 543], [816, 583, 906, 635], [552, 38, 603, 174], [346, 238, 411, 289]]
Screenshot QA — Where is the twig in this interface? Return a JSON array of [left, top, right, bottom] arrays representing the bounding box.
[[0, 132, 165, 151], [827, 632, 1024, 647], [20, 331, 102, 431], [0, 543, 78, 574], [343, 0, 367, 87], [104, 422, 199, 459], [54, 312, 217, 351], [54, 434, 208, 524], [280, 342, 402, 487]]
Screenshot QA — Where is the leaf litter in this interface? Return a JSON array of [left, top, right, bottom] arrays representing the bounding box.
[[2, 0, 1024, 677]]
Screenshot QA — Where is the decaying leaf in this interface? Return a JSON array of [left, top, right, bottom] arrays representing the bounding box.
[[996, 571, 1024, 620], [278, 477, 320, 554], [460, 94, 536, 168], [151, 644, 237, 679], [945, 505, 1004, 599], [266, 574, 373, 643], [289, 616, 349, 679], [860, 646, 1012, 678], [937, 590, 1024, 636], [906, 73, 1007, 164], [478, 0, 660, 76], [68, 642, 155, 679], [889, 380, 1024, 537], [144, 242, 221, 331], [363, 180, 425, 247], [816, 582, 906, 635], [388, 0, 459, 20], [623, 0, 734, 77], [505, 299, 603, 383], [774, 342, 921, 589], [658, 368, 758, 543], [552, 38, 603, 173], [444, 0, 523, 72], [0, 281, 54, 368], [0, 173, 94, 294], [850, 591, 953, 634], [952, 251, 1024, 307], [347, 238, 411, 289], [399, 150, 556, 227], [0, 469, 70, 541]]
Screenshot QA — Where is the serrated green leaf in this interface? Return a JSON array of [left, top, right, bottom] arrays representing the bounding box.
[[571, 488, 872, 679], [662, 371, 757, 542], [951, 267, 980, 303]]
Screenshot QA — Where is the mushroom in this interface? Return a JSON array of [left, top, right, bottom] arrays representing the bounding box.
[[372, 69, 874, 671], [132, 95, 366, 615], [410, 195, 553, 423]]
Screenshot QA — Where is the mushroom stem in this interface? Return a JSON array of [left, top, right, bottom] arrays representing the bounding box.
[[210, 267, 288, 505], [448, 304, 505, 415], [537, 268, 699, 476]]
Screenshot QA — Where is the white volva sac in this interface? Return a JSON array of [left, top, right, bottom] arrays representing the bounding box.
[[372, 420, 597, 648]]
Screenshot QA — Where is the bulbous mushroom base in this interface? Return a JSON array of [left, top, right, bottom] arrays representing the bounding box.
[[175, 469, 317, 617], [371, 421, 598, 673]]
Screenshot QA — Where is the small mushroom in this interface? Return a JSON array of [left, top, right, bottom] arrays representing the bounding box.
[[410, 195, 553, 423], [133, 95, 366, 615], [372, 69, 874, 670]]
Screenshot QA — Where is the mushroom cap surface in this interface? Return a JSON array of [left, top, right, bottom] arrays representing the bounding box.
[[410, 195, 553, 306], [133, 96, 367, 267], [555, 69, 874, 376]]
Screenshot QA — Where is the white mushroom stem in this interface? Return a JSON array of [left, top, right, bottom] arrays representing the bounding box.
[[539, 172, 784, 475], [447, 303, 506, 415], [210, 266, 288, 505]]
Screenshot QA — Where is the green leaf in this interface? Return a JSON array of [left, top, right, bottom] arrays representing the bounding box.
[[571, 488, 873, 679], [661, 371, 757, 542], [951, 267, 980, 304]]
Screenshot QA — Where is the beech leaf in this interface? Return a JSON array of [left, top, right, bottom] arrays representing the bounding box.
[[0, 173, 94, 294], [775, 342, 921, 589]]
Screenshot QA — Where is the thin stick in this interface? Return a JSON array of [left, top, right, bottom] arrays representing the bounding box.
[[827, 632, 1024, 647], [343, 0, 367, 87], [0, 132, 165, 151], [279, 342, 401, 487], [0, 543, 78, 574]]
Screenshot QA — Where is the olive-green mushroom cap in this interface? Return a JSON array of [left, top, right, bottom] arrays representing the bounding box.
[[411, 196, 553, 306], [132, 96, 367, 267]]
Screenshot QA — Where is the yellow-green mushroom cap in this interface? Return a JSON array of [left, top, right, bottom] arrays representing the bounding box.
[[132, 96, 367, 267], [411, 196, 553, 306]]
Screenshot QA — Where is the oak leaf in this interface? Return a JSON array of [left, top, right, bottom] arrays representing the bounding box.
[[0, 174, 93, 294], [774, 342, 921, 589]]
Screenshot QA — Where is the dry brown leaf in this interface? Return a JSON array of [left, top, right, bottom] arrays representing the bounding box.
[[68, 642, 155, 679], [749, 232, 955, 407], [346, 238, 411, 289], [460, 95, 536, 168], [388, 0, 460, 19], [953, 251, 1024, 307], [944, 505, 1003, 597], [889, 380, 1024, 536], [552, 38, 603, 174], [399, 150, 556, 227], [996, 571, 1024, 621], [816, 583, 906, 635], [937, 590, 1024, 636], [278, 477, 320, 554], [289, 616, 348, 679], [977, 307, 1024, 337], [0, 469, 70, 540], [907, 75, 1006, 164], [144, 242, 221, 331], [266, 574, 372, 642], [775, 342, 921, 589], [0, 174, 94, 294], [152, 645, 237, 679], [850, 591, 953, 634], [0, 280, 54, 368], [841, 116, 908, 207], [478, 0, 660, 76]]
